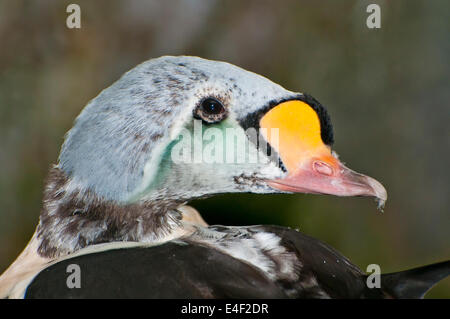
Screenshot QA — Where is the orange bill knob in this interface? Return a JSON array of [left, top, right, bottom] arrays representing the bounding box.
[[260, 100, 387, 208]]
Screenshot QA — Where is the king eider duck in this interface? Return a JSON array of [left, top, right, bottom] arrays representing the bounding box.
[[0, 56, 448, 299]]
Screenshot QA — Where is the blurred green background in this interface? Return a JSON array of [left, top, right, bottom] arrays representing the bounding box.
[[0, 0, 448, 297]]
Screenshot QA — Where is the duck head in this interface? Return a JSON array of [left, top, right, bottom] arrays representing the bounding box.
[[60, 56, 386, 203], [38, 56, 386, 257]]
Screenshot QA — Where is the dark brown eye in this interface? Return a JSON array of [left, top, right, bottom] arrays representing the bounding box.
[[194, 97, 227, 123], [202, 98, 224, 115]]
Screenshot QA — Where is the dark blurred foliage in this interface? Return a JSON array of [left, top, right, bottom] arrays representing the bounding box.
[[0, 0, 448, 297]]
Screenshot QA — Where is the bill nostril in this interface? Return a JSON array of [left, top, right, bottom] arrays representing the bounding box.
[[313, 161, 334, 176]]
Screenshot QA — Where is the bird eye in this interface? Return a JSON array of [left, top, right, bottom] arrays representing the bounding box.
[[194, 97, 227, 123], [202, 98, 224, 115]]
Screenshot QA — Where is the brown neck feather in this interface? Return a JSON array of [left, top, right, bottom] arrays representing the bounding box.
[[36, 167, 183, 258]]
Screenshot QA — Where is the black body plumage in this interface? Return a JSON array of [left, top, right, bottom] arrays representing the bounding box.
[[25, 226, 449, 299]]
